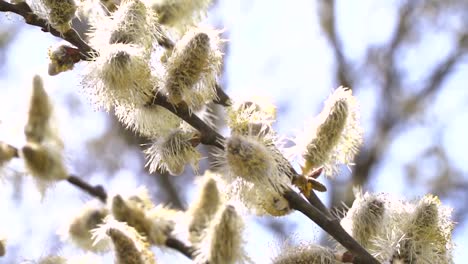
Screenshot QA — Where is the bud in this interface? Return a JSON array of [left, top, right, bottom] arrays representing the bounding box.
[[272, 243, 338, 264], [0, 142, 17, 168], [21, 142, 68, 195], [150, 0, 213, 33], [93, 217, 155, 264], [144, 129, 201, 176], [82, 44, 154, 110], [48, 43, 81, 76], [188, 172, 222, 244], [114, 104, 181, 138], [195, 205, 248, 264], [41, 0, 77, 33], [162, 26, 223, 111], [290, 87, 362, 176]]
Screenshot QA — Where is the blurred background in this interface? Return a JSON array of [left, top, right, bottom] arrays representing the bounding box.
[[0, 0, 467, 263]]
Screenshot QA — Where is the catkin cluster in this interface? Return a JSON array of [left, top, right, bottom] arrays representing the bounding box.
[[338, 191, 454, 263], [21, 75, 68, 195]]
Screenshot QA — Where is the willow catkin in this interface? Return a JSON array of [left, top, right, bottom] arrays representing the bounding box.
[[144, 129, 201, 176], [272, 243, 338, 264], [25, 75, 53, 143], [188, 174, 222, 244], [195, 205, 247, 264], [92, 218, 155, 264], [41, 0, 77, 33], [162, 26, 222, 111]]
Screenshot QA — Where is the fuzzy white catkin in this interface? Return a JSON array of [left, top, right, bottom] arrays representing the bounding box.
[[213, 134, 293, 216], [226, 96, 277, 137], [272, 243, 339, 264], [162, 26, 222, 111], [114, 104, 182, 138], [89, 0, 160, 51], [188, 173, 222, 244], [25, 75, 53, 143], [60, 200, 109, 252], [144, 129, 201, 176], [40, 0, 77, 33], [291, 87, 362, 177], [21, 141, 68, 195], [341, 191, 385, 249], [392, 195, 454, 264], [149, 0, 213, 33], [82, 44, 155, 110], [195, 205, 247, 264], [111, 194, 174, 246], [92, 217, 155, 264]]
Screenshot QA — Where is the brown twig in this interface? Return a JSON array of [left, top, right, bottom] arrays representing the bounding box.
[[149, 94, 225, 149], [166, 237, 196, 259], [0, 0, 95, 60], [67, 175, 108, 203]]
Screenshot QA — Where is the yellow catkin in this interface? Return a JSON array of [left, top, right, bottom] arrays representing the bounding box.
[[144, 129, 201, 176], [92, 218, 156, 264], [188, 175, 222, 244], [42, 0, 77, 33], [272, 243, 338, 264], [195, 205, 247, 264], [22, 142, 67, 181], [25, 75, 53, 143], [111, 195, 173, 245]]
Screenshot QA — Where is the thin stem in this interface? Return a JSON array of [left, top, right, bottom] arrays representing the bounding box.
[[150, 94, 225, 149], [166, 238, 196, 259], [67, 175, 108, 203], [0, 0, 95, 60]]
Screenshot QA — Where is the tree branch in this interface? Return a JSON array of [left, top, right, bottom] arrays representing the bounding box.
[[0, 2, 379, 260], [0, 0, 95, 60], [149, 94, 225, 149], [66, 175, 108, 203]]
